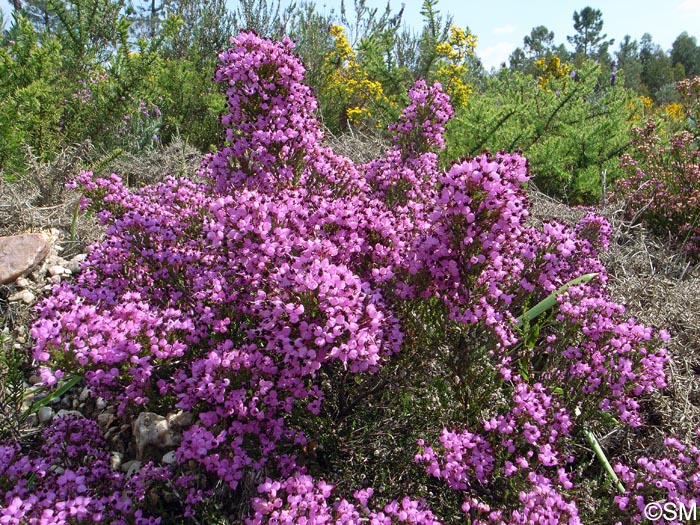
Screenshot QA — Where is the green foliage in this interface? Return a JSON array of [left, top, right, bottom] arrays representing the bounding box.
[[671, 32, 700, 79], [509, 25, 569, 76], [445, 60, 636, 203], [286, 1, 336, 91], [231, 0, 288, 38], [150, 56, 225, 151], [0, 16, 64, 172], [166, 0, 235, 60], [0, 0, 226, 174]]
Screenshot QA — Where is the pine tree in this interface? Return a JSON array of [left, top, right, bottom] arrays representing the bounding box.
[[567, 6, 613, 58]]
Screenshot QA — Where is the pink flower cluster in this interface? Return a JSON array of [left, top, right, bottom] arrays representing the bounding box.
[[0, 31, 677, 523], [612, 435, 700, 524], [0, 415, 172, 524], [248, 473, 442, 525]]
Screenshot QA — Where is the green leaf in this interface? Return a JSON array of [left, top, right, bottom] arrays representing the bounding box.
[[584, 428, 626, 494], [22, 374, 82, 419], [516, 273, 598, 328]]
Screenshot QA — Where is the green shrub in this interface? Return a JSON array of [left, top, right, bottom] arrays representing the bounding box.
[[445, 59, 637, 204]]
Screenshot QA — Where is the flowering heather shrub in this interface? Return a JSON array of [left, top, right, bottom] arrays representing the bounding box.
[[0, 415, 173, 524], [616, 77, 700, 259], [0, 32, 680, 523], [611, 435, 700, 524], [247, 473, 442, 525]]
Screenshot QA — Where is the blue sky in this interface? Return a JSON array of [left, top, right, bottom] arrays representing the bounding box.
[[320, 0, 700, 70], [3, 0, 700, 70]]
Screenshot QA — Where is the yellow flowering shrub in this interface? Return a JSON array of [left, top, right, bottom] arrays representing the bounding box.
[[640, 95, 654, 114], [434, 26, 476, 109], [535, 55, 570, 90], [321, 25, 394, 129], [664, 102, 685, 123]]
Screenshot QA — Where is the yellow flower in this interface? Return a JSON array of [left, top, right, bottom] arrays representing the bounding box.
[[321, 24, 396, 128], [328, 25, 356, 66], [665, 102, 685, 122], [536, 55, 571, 90], [435, 63, 470, 109], [347, 106, 373, 123], [436, 42, 453, 57], [432, 26, 476, 109]]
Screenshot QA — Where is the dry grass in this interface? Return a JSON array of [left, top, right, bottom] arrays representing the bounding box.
[[0, 138, 204, 257], [323, 126, 391, 165], [0, 142, 100, 256]]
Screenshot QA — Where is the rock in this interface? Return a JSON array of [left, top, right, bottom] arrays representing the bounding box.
[[37, 406, 54, 423], [48, 265, 67, 277], [0, 233, 50, 285], [98, 412, 116, 430], [167, 410, 193, 428], [110, 451, 123, 471], [65, 260, 82, 274], [95, 397, 107, 410], [15, 277, 30, 289], [28, 374, 42, 385], [8, 290, 35, 304], [78, 386, 90, 402], [56, 409, 83, 419], [161, 451, 177, 465], [20, 290, 36, 304], [133, 412, 180, 459], [121, 460, 142, 476]]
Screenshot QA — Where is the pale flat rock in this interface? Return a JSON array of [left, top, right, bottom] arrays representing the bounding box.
[[133, 412, 180, 459], [0, 233, 50, 285]]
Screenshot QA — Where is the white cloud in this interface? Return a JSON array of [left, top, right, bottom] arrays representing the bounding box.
[[678, 0, 700, 11], [493, 24, 516, 35], [479, 42, 515, 70]]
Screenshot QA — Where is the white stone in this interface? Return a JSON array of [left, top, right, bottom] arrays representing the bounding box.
[[65, 260, 81, 274], [161, 451, 177, 465], [95, 397, 107, 410], [56, 409, 83, 419], [37, 406, 54, 423], [48, 265, 66, 277], [121, 460, 142, 476], [110, 451, 123, 471], [167, 410, 193, 428], [20, 290, 36, 304], [15, 277, 30, 288], [79, 386, 90, 402], [133, 412, 180, 459]]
